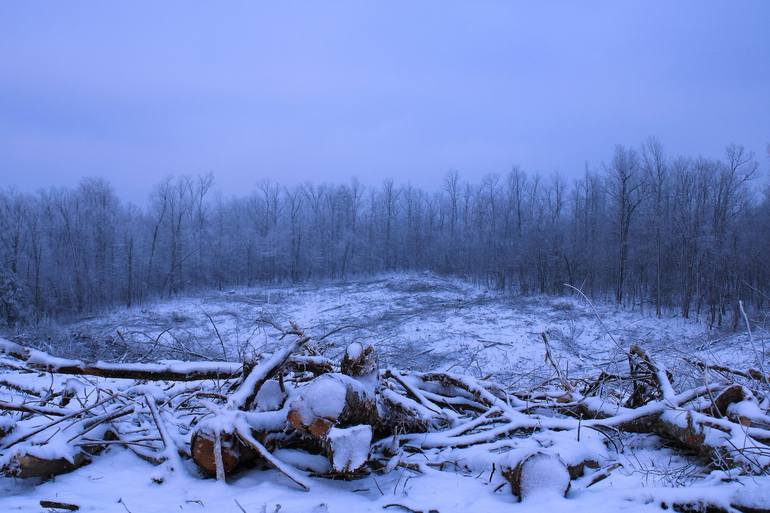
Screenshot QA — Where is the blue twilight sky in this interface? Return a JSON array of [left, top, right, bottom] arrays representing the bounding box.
[[1, 1, 769, 201]]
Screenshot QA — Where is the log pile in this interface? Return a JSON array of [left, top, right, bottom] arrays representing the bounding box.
[[1, 326, 770, 511]]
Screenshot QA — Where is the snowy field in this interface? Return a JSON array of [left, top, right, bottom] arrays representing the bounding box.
[[1, 273, 768, 513], [18, 273, 753, 385]]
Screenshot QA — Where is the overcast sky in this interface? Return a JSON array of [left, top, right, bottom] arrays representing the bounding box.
[[1, 1, 769, 201]]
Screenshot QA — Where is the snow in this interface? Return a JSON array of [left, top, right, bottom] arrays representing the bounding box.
[[517, 452, 571, 500], [17, 273, 756, 391], [255, 379, 286, 411], [0, 416, 14, 433], [1, 273, 768, 512], [345, 342, 363, 361], [273, 449, 331, 474], [289, 374, 368, 426], [326, 425, 372, 473], [229, 337, 305, 409]]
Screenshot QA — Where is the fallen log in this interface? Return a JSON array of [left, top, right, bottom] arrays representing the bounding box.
[[0, 337, 324, 383], [0, 400, 71, 417], [4, 451, 90, 478], [191, 408, 290, 478], [0, 338, 30, 360], [28, 357, 242, 382], [287, 355, 335, 376]]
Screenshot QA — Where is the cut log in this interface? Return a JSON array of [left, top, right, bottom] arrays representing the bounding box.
[[235, 424, 312, 491], [504, 452, 571, 501], [287, 373, 377, 439], [191, 427, 259, 477], [649, 409, 770, 471]]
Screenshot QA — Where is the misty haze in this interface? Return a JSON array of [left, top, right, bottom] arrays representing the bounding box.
[[1, 2, 769, 513]]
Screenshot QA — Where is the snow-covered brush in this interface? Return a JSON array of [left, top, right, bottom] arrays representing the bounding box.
[[2, 326, 770, 512]]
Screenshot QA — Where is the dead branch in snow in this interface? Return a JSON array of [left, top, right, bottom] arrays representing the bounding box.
[[39, 500, 80, 511]]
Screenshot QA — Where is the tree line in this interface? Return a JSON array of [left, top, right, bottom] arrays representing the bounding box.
[[1, 139, 768, 328]]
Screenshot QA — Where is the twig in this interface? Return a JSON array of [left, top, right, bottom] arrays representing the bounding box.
[[202, 309, 228, 360], [564, 283, 623, 351]]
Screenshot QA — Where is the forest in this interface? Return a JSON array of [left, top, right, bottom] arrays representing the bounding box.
[[0, 139, 768, 328]]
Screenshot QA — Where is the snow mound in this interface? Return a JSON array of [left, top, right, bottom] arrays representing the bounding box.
[[326, 425, 372, 473]]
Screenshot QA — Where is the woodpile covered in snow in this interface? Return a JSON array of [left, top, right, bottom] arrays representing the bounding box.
[[2, 326, 770, 512]]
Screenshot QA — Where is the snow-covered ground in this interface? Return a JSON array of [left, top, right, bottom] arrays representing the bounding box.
[[23, 272, 754, 385], [1, 273, 767, 513]]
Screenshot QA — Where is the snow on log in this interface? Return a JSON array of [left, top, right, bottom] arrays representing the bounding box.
[[229, 332, 309, 410], [287, 373, 377, 439], [26, 356, 242, 382], [0, 338, 30, 360], [324, 425, 372, 475], [0, 340, 243, 381], [0, 400, 71, 417], [254, 379, 286, 411], [3, 450, 90, 478], [0, 337, 324, 383], [504, 451, 571, 501]]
